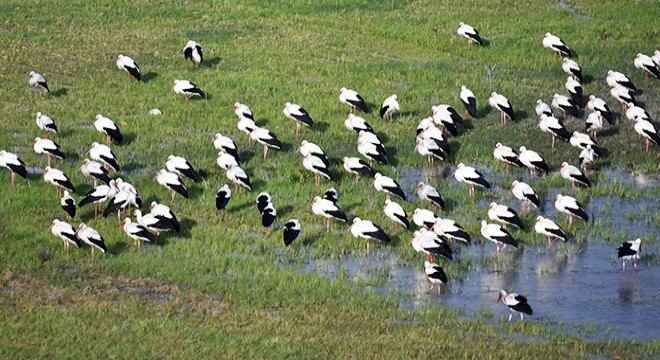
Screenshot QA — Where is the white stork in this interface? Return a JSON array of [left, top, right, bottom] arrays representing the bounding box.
[[424, 261, 448, 295], [33, 137, 65, 166], [617, 238, 642, 272], [89, 142, 119, 171], [380, 94, 400, 121], [412, 208, 438, 229], [562, 58, 582, 82], [415, 182, 444, 209], [103, 188, 135, 222], [261, 202, 277, 235], [0, 150, 27, 188], [535, 100, 553, 117], [29, 71, 49, 95], [216, 184, 232, 211], [256, 192, 272, 213], [226, 165, 251, 193], [431, 104, 463, 136], [534, 215, 567, 250], [173, 79, 205, 102], [457, 22, 482, 48], [310, 196, 348, 233], [60, 190, 76, 219], [586, 95, 614, 126], [350, 217, 391, 255], [302, 154, 331, 188], [48, 219, 80, 252], [323, 187, 339, 204], [552, 93, 580, 120], [250, 127, 283, 160], [606, 70, 636, 92], [344, 113, 374, 134], [339, 87, 370, 113], [511, 180, 540, 216], [122, 218, 156, 251], [79, 159, 111, 186], [236, 116, 257, 146], [488, 202, 524, 230], [625, 103, 651, 122], [283, 219, 302, 247], [518, 146, 549, 177], [342, 156, 375, 183], [579, 145, 595, 175], [432, 217, 471, 245], [488, 92, 515, 126], [481, 220, 518, 256], [216, 151, 239, 170], [116, 54, 141, 81], [553, 194, 589, 230], [570, 131, 601, 156], [154, 169, 188, 204], [149, 202, 180, 232], [166, 155, 200, 183], [94, 114, 123, 145], [633, 118, 660, 153], [542, 32, 572, 57], [585, 112, 603, 140], [283, 102, 314, 137], [415, 136, 449, 167], [610, 85, 636, 113], [44, 166, 75, 198], [383, 199, 409, 236], [565, 77, 585, 107], [410, 229, 452, 262], [373, 173, 406, 200], [559, 162, 591, 192], [460, 85, 477, 118], [358, 138, 388, 167], [36, 112, 57, 138], [452, 163, 491, 197], [634, 53, 659, 82], [183, 40, 203, 66], [78, 181, 117, 218], [493, 142, 523, 172], [498, 290, 533, 322], [538, 115, 570, 149], [213, 133, 240, 161], [296, 140, 329, 166], [233, 102, 254, 120], [75, 223, 107, 263]]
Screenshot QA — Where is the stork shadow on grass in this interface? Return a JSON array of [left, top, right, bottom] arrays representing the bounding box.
[[141, 72, 158, 83], [51, 87, 69, 98], [201, 57, 223, 69]]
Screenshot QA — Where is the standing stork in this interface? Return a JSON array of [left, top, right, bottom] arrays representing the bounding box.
[[498, 290, 533, 322], [213, 133, 240, 161], [633, 118, 660, 153], [358, 139, 388, 167], [233, 102, 254, 120], [383, 199, 409, 236], [250, 127, 282, 160], [569, 131, 601, 156], [310, 196, 348, 233], [535, 100, 553, 117], [44, 166, 75, 198], [424, 261, 448, 295], [48, 219, 81, 253], [518, 146, 549, 177], [215, 184, 232, 212], [339, 87, 370, 113], [344, 113, 374, 134], [634, 53, 659, 82], [0, 150, 27, 188], [283, 102, 314, 137], [562, 58, 582, 82], [460, 85, 477, 118], [553, 194, 589, 230], [283, 219, 302, 247], [493, 142, 523, 172], [380, 94, 400, 122], [154, 169, 189, 204], [606, 70, 636, 92], [538, 114, 570, 149], [586, 95, 614, 126], [617, 238, 642, 272], [559, 162, 591, 193], [481, 220, 518, 256], [60, 190, 76, 219], [36, 112, 57, 138], [487, 202, 524, 230], [534, 216, 567, 250], [173, 80, 205, 102], [342, 157, 374, 184], [350, 217, 391, 255], [75, 223, 107, 263], [122, 218, 156, 251], [585, 112, 603, 141], [183, 40, 203, 66], [32, 137, 65, 167], [551, 93, 580, 120], [116, 54, 141, 81], [610, 85, 636, 113], [296, 140, 329, 167], [94, 115, 123, 145], [415, 182, 444, 210], [89, 142, 120, 172], [166, 155, 200, 183], [488, 92, 515, 126], [302, 155, 331, 188], [511, 180, 540, 216], [432, 217, 471, 245], [457, 22, 482, 48], [226, 165, 251, 193], [565, 77, 585, 107], [29, 71, 49, 95], [78, 181, 117, 218], [372, 173, 406, 200], [452, 163, 491, 197], [542, 32, 572, 57], [79, 159, 111, 186]]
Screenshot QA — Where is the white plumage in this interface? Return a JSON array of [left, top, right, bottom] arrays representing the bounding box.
[[534, 215, 567, 250], [383, 199, 408, 235], [183, 40, 203, 66], [48, 219, 80, 252], [542, 32, 572, 57], [226, 165, 251, 191], [380, 94, 400, 121], [173, 79, 205, 102], [89, 142, 120, 171], [510, 180, 540, 215], [116, 54, 141, 81], [36, 112, 57, 137], [29, 70, 50, 94]]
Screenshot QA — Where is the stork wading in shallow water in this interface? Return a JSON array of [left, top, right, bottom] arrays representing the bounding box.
[[498, 290, 533, 322], [350, 217, 391, 256], [534, 216, 568, 250], [415, 182, 444, 210], [481, 220, 518, 256], [617, 238, 642, 272], [553, 194, 589, 231], [510, 180, 540, 216], [453, 163, 491, 197], [424, 261, 448, 295]]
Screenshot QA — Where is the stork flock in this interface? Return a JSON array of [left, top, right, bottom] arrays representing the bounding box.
[[2, 23, 657, 323]]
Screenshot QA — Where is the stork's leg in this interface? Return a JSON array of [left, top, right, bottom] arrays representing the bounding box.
[[11, 172, 15, 188], [547, 236, 552, 250], [185, 96, 190, 103], [503, 223, 507, 230], [522, 204, 527, 217], [326, 219, 330, 233], [552, 135, 556, 149], [366, 239, 370, 256], [571, 181, 576, 193], [56, 186, 61, 198], [356, 174, 360, 184], [47, 155, 51, 167], [563, 112, 566, 122], [394, 222, 399, 236], [437, 284, 442, 295], [107, 135, 111, 146], [171, 190, 176, 205], [91, 247, 95, 263], [646, 139, 650, 153], [427, 283, 434, 293], [386, 193, 391, 200], [501, 244, 508, 253], [263, 145, 268, 160], [94, 203, 99, 218], [569, 214, 573, 231], [508, 309, 513, 322], [634, 258, 638, 272], [296, 123, 300, 138], [622, 261, 626, 272]]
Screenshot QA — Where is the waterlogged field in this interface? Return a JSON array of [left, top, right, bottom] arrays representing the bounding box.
[[1, 0, 659, 358]]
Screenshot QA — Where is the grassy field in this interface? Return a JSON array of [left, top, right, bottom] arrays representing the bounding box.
[[1, 0, 659, 358]]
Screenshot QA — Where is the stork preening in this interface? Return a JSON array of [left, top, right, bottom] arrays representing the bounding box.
[[216, 184, 232, 211], [0, 150, 27, 188], [585, 112, 603, 140], [226, 165, 251, 193], [410, 229, 453, 262], [498, 290, 533, 322], [183, 40, 203, 66], [380, 94, 400, 121], [412, 208, 438, 229], [283, 219, 302, 247], [460, 85, 477, 118], [579, 145, 596, 175], [617, 238, 642, 272], [534, 216, 567, 250], [344, 114, 374, 134], [424, 261, 448, 295], [60, 190, 76, 219], [29, 71, 50, 95], [350, 217, 391, 255]]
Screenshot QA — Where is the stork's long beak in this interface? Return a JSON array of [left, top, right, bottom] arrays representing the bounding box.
[[307, 201, 314, 208], [371, 179, 375, 186]]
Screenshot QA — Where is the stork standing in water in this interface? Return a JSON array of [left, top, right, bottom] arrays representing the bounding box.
[[487, 202, 524, 230], [453, 163, 491, 197], [617, 238, 642, 272], [481, 220, 518, 256], [498, 290, 533, 322], [553, 194, 589, 231], [493, 143, 523, 173], [424, 261, 448, 295], [349, 217, 391, 255], [534, 216, 568, 250], [511, 180, 540, 216]]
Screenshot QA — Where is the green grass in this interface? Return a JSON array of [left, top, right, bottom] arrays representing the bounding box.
[[1, 0, 659, 358]]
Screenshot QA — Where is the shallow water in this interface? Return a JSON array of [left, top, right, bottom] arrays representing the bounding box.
[[558, 0, 589, 19], [303, 241, 659, 341]]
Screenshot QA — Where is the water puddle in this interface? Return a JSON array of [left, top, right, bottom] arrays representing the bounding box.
[[300, 241, 659, 341], [26, 166, 43, 175], [12, 132, 30, 138]]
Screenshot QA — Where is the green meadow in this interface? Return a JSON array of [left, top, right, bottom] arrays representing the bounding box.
[[1, 0, 659, 358]]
